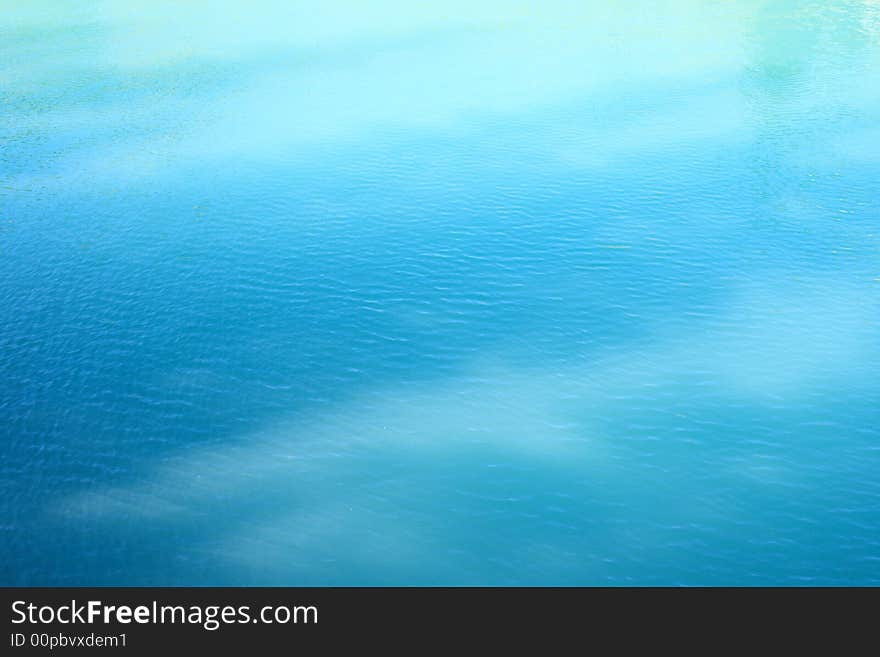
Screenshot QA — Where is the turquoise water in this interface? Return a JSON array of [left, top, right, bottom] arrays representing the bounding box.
[[2, 1, 880, 585]]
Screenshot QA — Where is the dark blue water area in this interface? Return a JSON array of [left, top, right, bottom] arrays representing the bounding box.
[[2, 1, 880, 585]]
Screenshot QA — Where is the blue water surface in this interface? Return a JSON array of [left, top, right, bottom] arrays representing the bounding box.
[[2, 1, 880, 585]]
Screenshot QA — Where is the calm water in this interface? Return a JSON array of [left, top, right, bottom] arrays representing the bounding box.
[[2, 1, 880, 585]]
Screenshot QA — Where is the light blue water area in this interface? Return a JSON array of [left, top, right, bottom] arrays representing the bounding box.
[[2, 1, 880, 585]]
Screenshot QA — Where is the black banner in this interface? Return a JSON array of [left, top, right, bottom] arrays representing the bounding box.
[[0, 587, 872, 652]]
